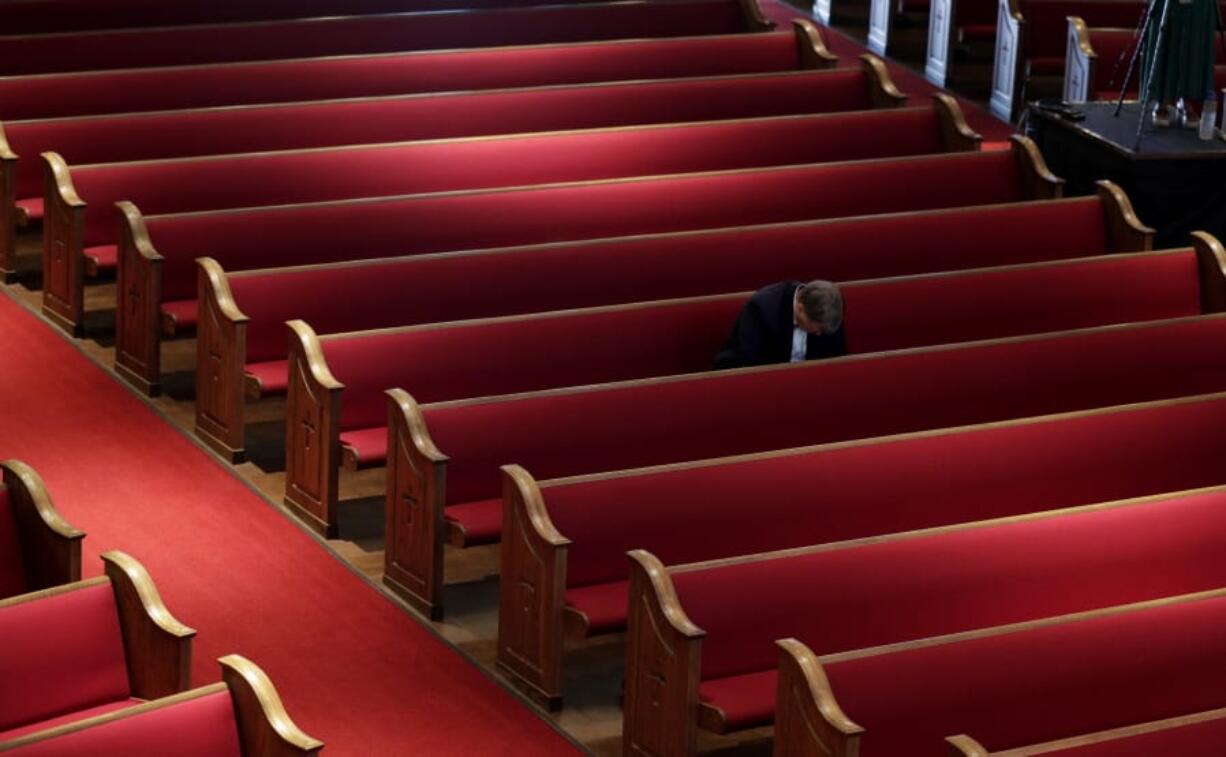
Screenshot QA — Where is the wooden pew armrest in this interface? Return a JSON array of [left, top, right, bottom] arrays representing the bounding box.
[[382, 388, 450, 620], [220, 654, 323, 756], [194, 257, 251, 463], [861, 54, 907, 108], [495, 465, 570, 711], [1, 460, 83, 591], [114, 201, 166, 396], [793, 19, 838, 69], [773, 638, 864, 757], [283, 320, 343, 539], [622, 550, 706, 757], [933, 93, 983, 152], [946, 734, 991, 756], [1097, 180, 1153, 252], [1011, 135, 1064, 199], [39, 151, 87, 336], [102, 550, 195, 700]]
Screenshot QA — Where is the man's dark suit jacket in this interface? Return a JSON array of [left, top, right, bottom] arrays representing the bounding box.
[[713, 281, 846, 369]]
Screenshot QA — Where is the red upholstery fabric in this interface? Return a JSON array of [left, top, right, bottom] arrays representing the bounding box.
[[564, 580, 632, 635], [14, 198, 42, 222], [0, 699, 140, 742], [0, 489, 27, 598], [0, 581, 130, 732], [83, 245, 117, 273], [697, 670, 777, 730], [338, 428, 389, 468], [235, 196, 1109, 364], [0, 32, 803, 121], [244, 360, 290, 398], [825, 593, 1226, 755], [1041, 713, 1226, 756], [547, 393, 1226, 590], [0, 0, 750, 75], [5, 690, 242, 757], [326, 249, 1197, 433], [145, 147, 1028, 303], [676, 488, 1226, 729], [60, 96, 932, 247], [443, 498, 505, 546], [430, 312, 1226, 510], [159, 300, 197, 333]]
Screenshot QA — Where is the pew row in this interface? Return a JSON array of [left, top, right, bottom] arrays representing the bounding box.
[[15, 58, 901, 292], [1063, 20, 1226, 102], [196, 184, 1145, 462], [0, 551, 194, 741], [289, 242, 1217, 541], [504, 388, 1226, 712], [774, 588, 1226, 755], [118, 137, 1058, 389], [948, 708, 1226, 755], [0, 23, 833, 123], [0, 460, 83, 600], [0, 0, 772, 76], [624, 485, 1226, 754], [0, 655, 321, 756]]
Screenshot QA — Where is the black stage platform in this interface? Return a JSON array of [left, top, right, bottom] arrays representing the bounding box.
[[1029, 102, 1226, 248]]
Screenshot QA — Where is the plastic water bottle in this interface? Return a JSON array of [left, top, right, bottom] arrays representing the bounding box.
[[1199, 91, 1218, 140]]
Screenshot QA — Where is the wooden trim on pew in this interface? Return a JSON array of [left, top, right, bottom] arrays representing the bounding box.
[[0, 123, 18, 283], [739, 0, 776, 30], [932, 93, 983, 152], [989, 0, 1026, 122], [0, 574, 108, 610], [495, 464, 572, 710], [859, 54, 908, 109], [1011, 135, 1064, 199], [114, 201, 166, 396], [283, 320, 343, 538], [773, 638, 864, 757], [1063, 17, 1096, 103], [220, 655, 324, 756], [195, 257, 251, 463], [775, 586, 1226, 756], [39, 151, 87, 336], [382, 388, 450, 621], [793, 19, 838, 69], [102, 550, 195, 699], [622, 550, 706, 757], [949, 707, 1226, 755], [1193, 230, 1226, 313], [1097, 180, 1153, 251], [1, 459, 83, 592]]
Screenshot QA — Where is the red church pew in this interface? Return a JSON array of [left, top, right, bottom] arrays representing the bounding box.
[[948, 708, 1226, 756], [1063, 20, 1226, 102], [112, 137, 1059, 387], [0, 655, 321, 756], [195, 184, 1146, 463], [285, 244, 1218, 539], [0, 460, 83, 600], [0, 0, 771, 76], [0, 22, 833, 123], [623, 486, 1226, 753], [70, 97, 969, 386], [25, 59, 908, 327], [0, 552, 194, 741], [774, 588, 1226, 755], [504, 388, 1226, 715], [393, 307, 1226, 630]]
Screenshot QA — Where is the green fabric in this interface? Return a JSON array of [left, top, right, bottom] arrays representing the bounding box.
[[1141, 0, 1218, 101]]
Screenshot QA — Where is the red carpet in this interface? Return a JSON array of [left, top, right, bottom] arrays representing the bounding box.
[[761, 0, 1016, 142], [0, 291, 579, 755]]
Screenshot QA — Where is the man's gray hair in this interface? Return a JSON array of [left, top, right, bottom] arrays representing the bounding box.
[[797, 280, 844, 332]]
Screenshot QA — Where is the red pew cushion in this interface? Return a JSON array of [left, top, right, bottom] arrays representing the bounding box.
[[244, 360, 291, 397], [0, 700, 140, 742], [15, 198, 43, 223], [0, 581, 130, 732], [5, 690, 242, 757], [338, 428, 388, 468], [160, 300, 198, 334], [83, 245, 117, 274], [0, 490, 26, 598], [698, 670, 778, 731], [564, 579, 632, 635], [444, 498, 504, 546]]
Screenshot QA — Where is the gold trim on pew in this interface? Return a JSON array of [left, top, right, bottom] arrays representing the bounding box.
[[858, 54, 907, 109], [383, 388, 450, 620], [38, 151, 86, 337], [793, 19, 838, 69], [220, 654, 324, 755], [495, 464, 571, 711], [931, 93, 983, 152], [195, 257, 252, 463], [114, 201, 166, 396], [1, 459, 84, 591], [283, 320, 343, 539]]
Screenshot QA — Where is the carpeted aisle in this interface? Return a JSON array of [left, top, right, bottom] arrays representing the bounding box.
[[0, 291, 579, 755]]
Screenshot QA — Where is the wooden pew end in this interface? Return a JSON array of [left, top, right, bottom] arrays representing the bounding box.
[[220, 654, 324, 756], [39, 151, 87, 337], [1011, 135, 1064, 199], [1192, 231, 1226, 313], [1, 459, 84, 591], [102, 550, 196, 699], [946, 734, 991, 756], [383, 388, 449, 621], [793, 19, 838, 69], [114, 201, 166, 397], [194, 257, 251, 464], [739, 0, 776, 31], [283, 320, 343, 539], [773, 638, 863, 757], [860, 54, 908, 109], [495, 464, 570, 711], [932, 93, 983, 152], [1096, 180, 1153, 252]]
